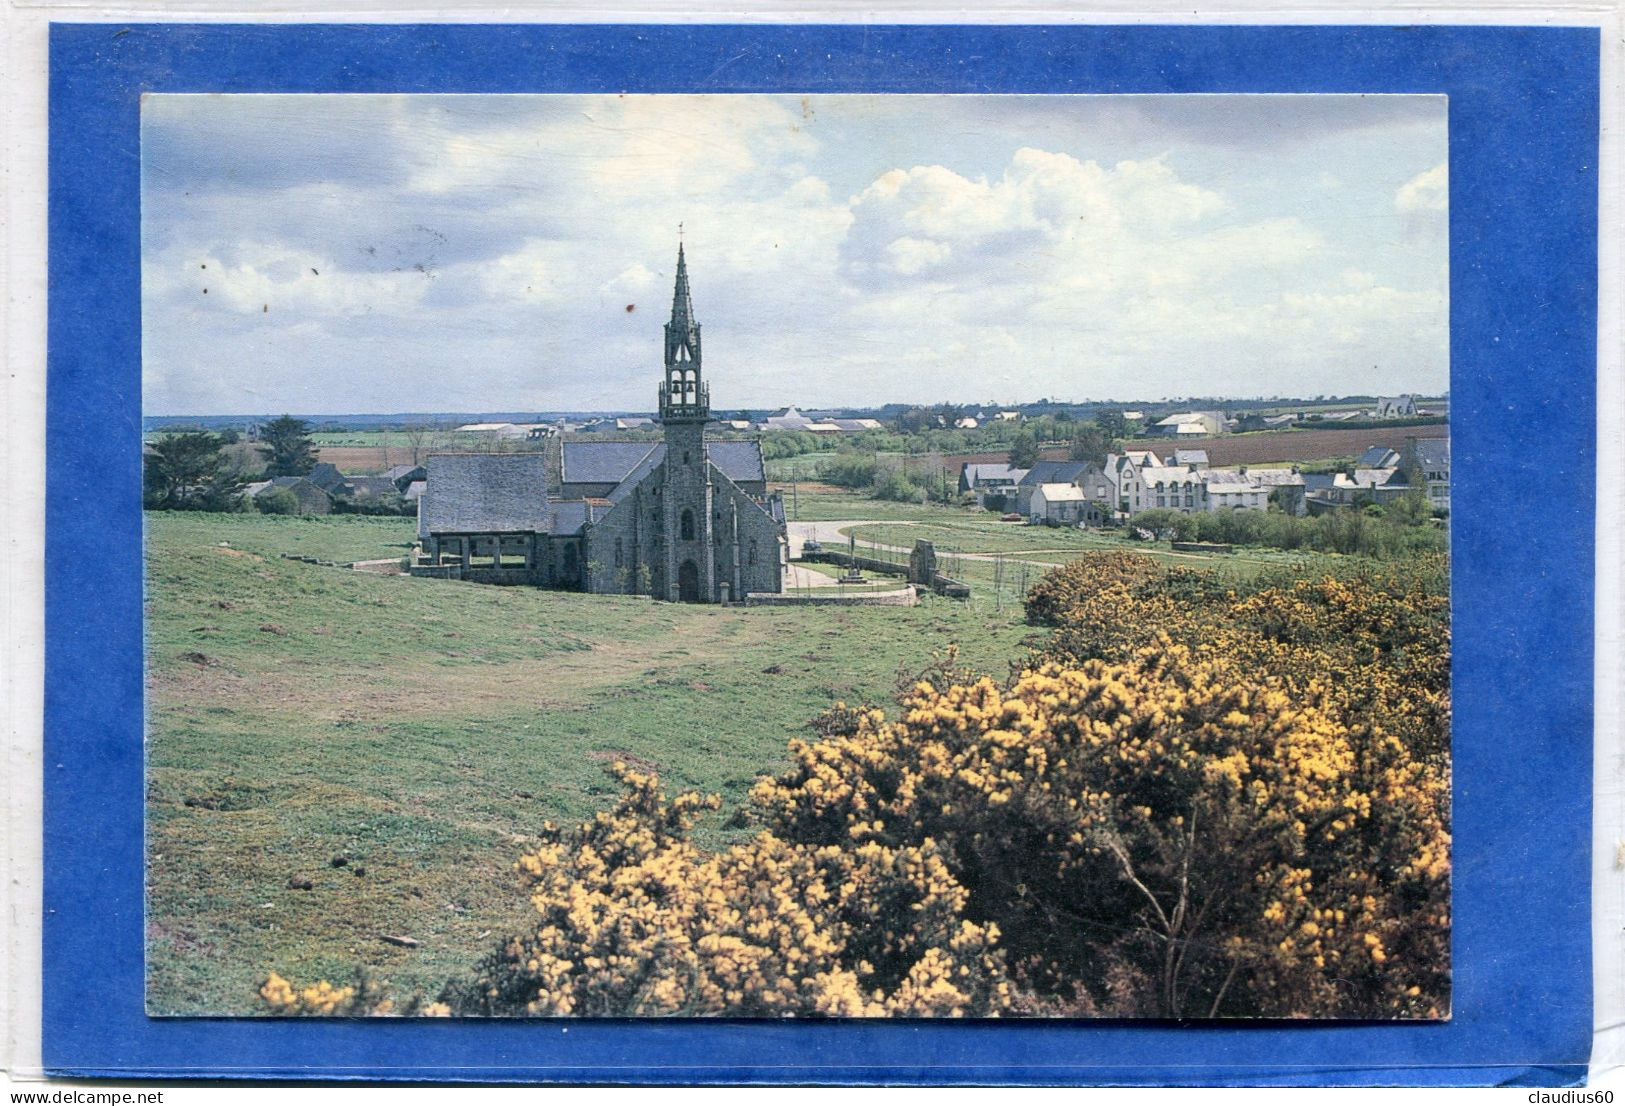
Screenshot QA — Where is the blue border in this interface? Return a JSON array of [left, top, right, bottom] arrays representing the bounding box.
[[45, 23, 1598, 1084]]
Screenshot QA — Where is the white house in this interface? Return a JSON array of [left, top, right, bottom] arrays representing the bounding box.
[[1030, 482, 1090, 524]]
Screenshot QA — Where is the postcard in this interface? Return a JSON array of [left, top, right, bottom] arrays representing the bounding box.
[[37, 22, 1600, 1083]]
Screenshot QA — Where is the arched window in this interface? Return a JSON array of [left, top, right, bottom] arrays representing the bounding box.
[[680, 509, 695, 541], [748, 539, 758, 566], [614, 538, 623, 567]]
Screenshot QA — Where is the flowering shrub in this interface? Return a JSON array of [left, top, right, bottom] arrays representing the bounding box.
[[1023, 552, 1167, 627], [753, 642, 1448, 1018], [258, 970, 450, 1017], [445, 764, 1010, 1018]]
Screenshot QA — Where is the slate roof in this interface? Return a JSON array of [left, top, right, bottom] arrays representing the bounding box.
[[1173, 449, 1209, 466], [1019, 460, 1090, 488], [383, 464, 427, 488], [1410, 437, 1449, 470], [605, 445, 668, 504], [1357, 446, 1400, 468], [963, 463, 1024, 486], [344, 476, 401, 500], [561, 439, 766, 488], [305, 463, 348, 492], [561, 441, 660, 485], [550, 500, 609, 536], [421, 453, 553, 534], [704, 440, 767, 484]]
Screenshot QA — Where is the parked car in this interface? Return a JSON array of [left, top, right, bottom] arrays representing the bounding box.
[[801, 539, 823, 553], [1000, 513, 1023, 522]]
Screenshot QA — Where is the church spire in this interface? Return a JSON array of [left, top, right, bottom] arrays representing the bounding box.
[[670, 240, 695, 335], [659, 239, 706, 421]]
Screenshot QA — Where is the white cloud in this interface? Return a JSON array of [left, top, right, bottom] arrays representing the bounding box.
[[1396, 163, 1447, 215], [141, 94, 1448, 412]]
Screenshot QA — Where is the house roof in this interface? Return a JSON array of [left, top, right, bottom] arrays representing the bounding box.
[[1173, 449, 1209, 465], [1354, 468, 1407, 487], [344, 476, 401, 499], [421, 453, 553, 534], [403, 480, 426, 501], [1357, 446, 1401, 468], [1410, 437, 1449, 469], [963, 463, 1024, 485], [1035, 482, 1086, 502], [305, 463, 347, 491], [1247, 468, 1306, 486], [1019, 460, 1090, 487], [383, 464, 426, 483]]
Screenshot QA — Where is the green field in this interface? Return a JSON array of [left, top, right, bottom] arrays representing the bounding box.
[[839, 520, 1342, 583], [144, 512, 1044, 1014]]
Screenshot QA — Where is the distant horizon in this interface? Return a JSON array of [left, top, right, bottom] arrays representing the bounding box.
[[142, 93, 1448, 415], [143, 392, 1451, 424]]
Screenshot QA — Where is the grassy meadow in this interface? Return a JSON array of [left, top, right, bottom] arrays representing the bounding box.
[[144, 511, 1043, 1014]]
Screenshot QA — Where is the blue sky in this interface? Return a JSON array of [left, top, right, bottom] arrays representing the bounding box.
[[141, 94, 1447, 415]]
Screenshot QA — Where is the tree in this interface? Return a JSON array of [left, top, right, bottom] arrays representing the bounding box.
[[1008, 427, 1040, 469], [259, 415, 318, 477], [1067, 426, 1113, 467], [402, 424, 438, 466], [1094, 409, 1130, 439], [143, 431, 236, 510], [895, 406, 935, 434]]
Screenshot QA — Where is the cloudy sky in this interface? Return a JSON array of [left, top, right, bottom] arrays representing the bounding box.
[[141, 94, 1447, 415]]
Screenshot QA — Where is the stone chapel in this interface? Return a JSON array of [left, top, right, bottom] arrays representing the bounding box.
[[415, 244, 788, 602]]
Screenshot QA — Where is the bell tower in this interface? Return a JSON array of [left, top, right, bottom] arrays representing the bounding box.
[[658, 239, 714, 602]]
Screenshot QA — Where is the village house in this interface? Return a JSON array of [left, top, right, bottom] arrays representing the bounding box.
[[1406, 436, 1450, 511], [414, 244, 787, 603], [1014, 460, 1094, 516], [1376, 395, 1418, 418], [240, 475, 332, 515], [959, 462, 1027, 509], [1029, 482, 1100, 525]]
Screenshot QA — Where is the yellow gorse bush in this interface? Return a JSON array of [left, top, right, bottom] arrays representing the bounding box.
[[454, 764, 1010, 1018]]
